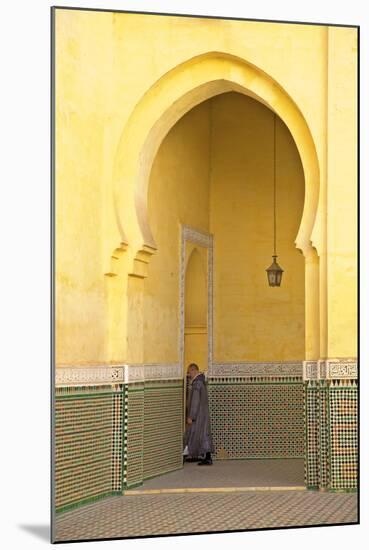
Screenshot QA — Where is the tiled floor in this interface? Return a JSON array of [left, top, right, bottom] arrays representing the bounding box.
[[54, 460, 358, 542], [54, 490, 358, 542]]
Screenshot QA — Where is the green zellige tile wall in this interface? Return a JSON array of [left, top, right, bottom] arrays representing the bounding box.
[[143, 381, 183, 479], [208, 380, 304, 459], [55, 384, 124, 512]]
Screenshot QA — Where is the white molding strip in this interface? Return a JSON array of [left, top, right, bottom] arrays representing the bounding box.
[[55, 363, 182, 387], [209, 361, 303, 379], [303, 358, 357, 381]]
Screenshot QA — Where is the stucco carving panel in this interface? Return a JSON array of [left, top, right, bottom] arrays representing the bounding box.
[[303, 361, 318, 381], [55, 366, 124, 387], [143, 363, 182, 381], [55, 364, 182, 387], [326, 359, 357, 380], [303, 359, 357, 381], [210, 361, 303, 379]]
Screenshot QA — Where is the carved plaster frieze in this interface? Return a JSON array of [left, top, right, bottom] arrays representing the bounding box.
[[123, 364, 145, 383], [318, 359, 328, 380], [303, 358, 357, 381], [326, 358, 358, 380], [55, 366, 124, 387], [119, 363, 183, 383], [143, 363, 182, 381], [210, 361, 303, 379], [55, 364, 183, 387], [303, 361, 318, 381]]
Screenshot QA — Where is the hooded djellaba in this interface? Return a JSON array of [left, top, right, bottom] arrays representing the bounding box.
[[183, 364, 214, 465]]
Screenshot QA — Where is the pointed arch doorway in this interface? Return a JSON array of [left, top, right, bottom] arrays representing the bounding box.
[[131, 90, 308, 491], [180, 225, 213, 432]]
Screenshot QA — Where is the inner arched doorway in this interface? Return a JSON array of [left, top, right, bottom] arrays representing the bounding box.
[[184, 245, 209, 431]]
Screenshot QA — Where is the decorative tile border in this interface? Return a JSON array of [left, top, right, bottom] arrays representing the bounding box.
[[209, 361, 303, 379], [55, 364, 182, 387], [303, 359, 357, 381]]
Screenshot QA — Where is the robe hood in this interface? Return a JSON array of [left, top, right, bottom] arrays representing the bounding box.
[[192, 372, 206, 384]]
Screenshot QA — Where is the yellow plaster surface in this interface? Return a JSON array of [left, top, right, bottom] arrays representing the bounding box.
[[210, 93, 305, 361], [55, 9, 357, 366]]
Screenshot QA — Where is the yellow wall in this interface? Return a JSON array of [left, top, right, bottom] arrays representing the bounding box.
[[184, 246, 208, 372], [210, 93, 305, 361], [54, 9, 357, 367], [55, 10, 113, 365], [144, 92, 304, 364], [184, 328, 208, 374], [185, 248, 208, 328], [326, 27, 358, 358], [144, 101, 211, 363]]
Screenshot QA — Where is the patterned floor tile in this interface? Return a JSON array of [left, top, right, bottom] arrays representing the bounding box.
[[54, 490, 358, 542]]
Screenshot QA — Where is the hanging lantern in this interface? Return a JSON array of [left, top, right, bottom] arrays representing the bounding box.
[[266, 112, 284, 287], [266, 255, 284, 287]]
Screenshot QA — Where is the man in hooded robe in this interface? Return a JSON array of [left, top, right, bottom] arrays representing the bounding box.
[[183, 363, 214, 465]]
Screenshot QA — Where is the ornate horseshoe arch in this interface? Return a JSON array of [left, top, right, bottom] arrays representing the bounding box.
[[111, 51, 321, 273]]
